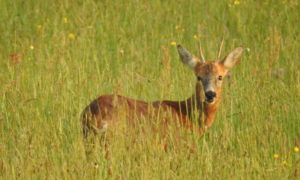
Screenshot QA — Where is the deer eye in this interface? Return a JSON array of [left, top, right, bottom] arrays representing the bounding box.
[[218, 76, 223, 80], [197, 76, 202, 81]]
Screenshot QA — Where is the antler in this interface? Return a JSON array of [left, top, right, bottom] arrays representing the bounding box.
[[217, 38, 224, 59], [198, 41, 206, 63]]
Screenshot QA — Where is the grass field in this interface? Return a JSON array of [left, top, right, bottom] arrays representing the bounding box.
[[1, 0, 300, 179]]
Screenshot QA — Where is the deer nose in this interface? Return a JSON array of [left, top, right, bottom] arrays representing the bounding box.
[[205, 91, 216, 99]]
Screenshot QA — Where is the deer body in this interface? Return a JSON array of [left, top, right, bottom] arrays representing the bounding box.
[[81, 45, 243, 137]]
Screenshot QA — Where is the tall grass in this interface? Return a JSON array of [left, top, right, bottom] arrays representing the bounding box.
[[0, 0, 299, 179]]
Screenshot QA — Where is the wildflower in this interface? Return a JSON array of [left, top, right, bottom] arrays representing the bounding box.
[[29, 45, 34, 50], [63, 17, 68, 24], [9, 53, 22, 66], [271, 70, 279, 77], [273, 154, 279, 159], [271, 68, 285, 77], [94, 163, 99, 169], [193, 35, 200, 40], [175, 25, 185, 32], [108, 167, 113, 175], [294, 146, 299, 152], [68, 33, 75, 39], [278, 68, 285, 74], [170, 41, 177, 46], [105, 151, 110, 160], [282, 161, 290, 167], [119, 49, 125, 56], [36, 25, 42, 30], [226, 71, 233, 78], [234, 0, 240, 5]]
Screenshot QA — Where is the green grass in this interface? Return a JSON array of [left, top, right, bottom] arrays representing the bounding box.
[[1, 0, 300, 179]]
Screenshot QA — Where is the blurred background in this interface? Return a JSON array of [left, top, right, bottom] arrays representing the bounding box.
[[0, 0, 299, 179]]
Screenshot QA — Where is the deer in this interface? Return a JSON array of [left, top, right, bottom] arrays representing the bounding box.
[[81, 44, 244, 138]]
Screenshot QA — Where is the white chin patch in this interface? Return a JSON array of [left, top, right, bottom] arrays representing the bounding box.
[[205, 99, 215, 104]]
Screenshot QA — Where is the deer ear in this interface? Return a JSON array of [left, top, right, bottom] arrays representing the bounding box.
[[220, 47, 243, 69], [177, 45, 201, 68]]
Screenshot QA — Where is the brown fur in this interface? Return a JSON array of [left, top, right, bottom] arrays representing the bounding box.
[[81, 82, 205, 137], [81, 45, 243, 137], [81, 63, 222, 137]]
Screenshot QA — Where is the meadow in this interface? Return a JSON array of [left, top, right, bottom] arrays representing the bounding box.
[[0, 0, 299, 179]]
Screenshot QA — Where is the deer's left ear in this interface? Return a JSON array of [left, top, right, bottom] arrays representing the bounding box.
[[219, 47, 243, 69]]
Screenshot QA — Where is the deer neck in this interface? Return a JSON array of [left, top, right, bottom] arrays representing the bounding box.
[[180, 82, 222, 129], [203, 89, 221, 131]]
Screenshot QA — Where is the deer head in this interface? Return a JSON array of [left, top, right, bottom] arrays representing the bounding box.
[[177, 44, 243, 104]]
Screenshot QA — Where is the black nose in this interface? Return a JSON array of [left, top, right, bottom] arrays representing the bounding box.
[[205, 91, 216, 99]]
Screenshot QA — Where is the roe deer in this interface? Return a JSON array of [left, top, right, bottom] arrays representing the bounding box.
[[81, 44, 243, 137]]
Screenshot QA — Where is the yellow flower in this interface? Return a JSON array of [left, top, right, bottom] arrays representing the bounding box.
[[294, 146, 299, 152], [68, 33, 75, 39], [193, 35, 200, 40], [234, 0, 240, 5], [29, 45, 34, 50], [63, 17, 68, 24], [119, 49, 125, 56], [36, 25, 42, 30], [175, 25, 185, 32], [94, 163, 99, 169], [170, 41, 177, 46], [282, 161, 290, 167], [273, 154, 279, 159]]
